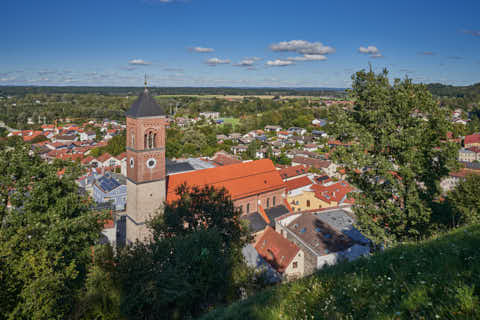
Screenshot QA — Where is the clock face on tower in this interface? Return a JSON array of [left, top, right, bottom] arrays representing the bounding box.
[[146, 158, 157, 169]]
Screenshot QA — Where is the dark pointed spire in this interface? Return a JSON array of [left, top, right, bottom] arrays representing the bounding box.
[[126, 77, 165, 118]]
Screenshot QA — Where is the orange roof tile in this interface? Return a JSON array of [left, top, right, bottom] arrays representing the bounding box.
[[285, 176, 313, 191], [255, 226, 300, 274], [96, 152, 113, 163], [166, 159, 285, 202], [279, 165, 308, 180], [311, 181, 354, 204]]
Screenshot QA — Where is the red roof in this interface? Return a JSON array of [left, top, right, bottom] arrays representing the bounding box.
[[292, 157, 330, 169], [211, 152, 242, 166], [115, 152, 127, 161], [311, 181, 354, 204], [279, 165, 308, 180], [97, 152, 113, 163], [285, 176, 313, 191], [81, 155, 95, 165], [465, 134, 480, 146], [468, 147, 480, 154], [166, 159, 285, 202], [255, 226, 300, 274]]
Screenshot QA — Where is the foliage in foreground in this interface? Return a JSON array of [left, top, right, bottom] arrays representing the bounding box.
[[202, 224, 480, 320], [115, 184, 257, 320], [0, 144, 105, 320]]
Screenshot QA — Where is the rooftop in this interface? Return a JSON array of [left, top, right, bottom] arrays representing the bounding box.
[[125, 88, 166, 118], [287, 212, 353, 256], [255, 226, 300, 274], [166, 159, 285, 202]]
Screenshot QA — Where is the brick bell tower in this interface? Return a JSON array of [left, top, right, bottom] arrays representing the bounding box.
[[125, 78, 167, 243]]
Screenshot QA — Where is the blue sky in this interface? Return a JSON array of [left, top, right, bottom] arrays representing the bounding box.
[[2, 0, 480, 87]]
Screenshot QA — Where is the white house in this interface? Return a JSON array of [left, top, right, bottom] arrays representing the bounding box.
[[80, 131, 96, 141]]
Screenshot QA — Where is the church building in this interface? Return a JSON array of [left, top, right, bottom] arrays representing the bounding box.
[[125, 86, 290, 244]]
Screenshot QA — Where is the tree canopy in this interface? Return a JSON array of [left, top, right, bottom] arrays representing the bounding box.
[[116, 184, 254, 319], [0, 144, 105, 319], [329, 69, 458, 244]]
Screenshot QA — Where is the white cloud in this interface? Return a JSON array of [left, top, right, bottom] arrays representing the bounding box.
[[128, 59, 151, 65], [191, 46, 215, 53], [266, 59, 294, 67], [205, 58, 231, 66], [287, 54, 327, 61], [270, 40, 335, 55], [358, 46, 379, 54], [233, 57, 262, 67], [370, 53, 383, 58]]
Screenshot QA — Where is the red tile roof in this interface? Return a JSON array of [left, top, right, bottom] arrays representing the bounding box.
[[81, 156, 95, 165], [166, 159, 285, 202], [285, 176, 313, 192], [311, 181, 354, 204], [97, 153, 113, 163], [468, 147, 480, 154], [255, 226, 300, 274], [211, 152, 242, 166], [115, 152, 127, 160], [465, 134, 480, 146], [292, 157, 330, 169], [279, 165, 308, 180]]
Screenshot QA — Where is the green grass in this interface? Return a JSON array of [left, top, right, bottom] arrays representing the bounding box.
[[201, 225, 480, 319], [219, 118, 240, 127]]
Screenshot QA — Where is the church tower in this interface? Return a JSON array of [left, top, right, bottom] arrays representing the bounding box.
[[125, 81, 167, 243]]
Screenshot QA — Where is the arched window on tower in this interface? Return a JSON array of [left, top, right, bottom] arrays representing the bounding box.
[[153, 133, 157, 148], [148, 132, 153, 149], [144, 134, 147, 149], [131, 134, 135, 148]]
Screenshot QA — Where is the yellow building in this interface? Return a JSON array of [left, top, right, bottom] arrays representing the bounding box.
[[288, 190, 335, 211], [288, 181, 355, 212]]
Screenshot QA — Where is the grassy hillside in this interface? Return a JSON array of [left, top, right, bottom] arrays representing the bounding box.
[[202, 225, 480, 319]]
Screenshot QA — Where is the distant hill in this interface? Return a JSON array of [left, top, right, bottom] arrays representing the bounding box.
[[0, 86, 347, 98], [202, 225, 480, 319], [427, 82, 480, 103]]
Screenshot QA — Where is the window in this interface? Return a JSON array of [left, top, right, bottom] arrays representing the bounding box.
[[239, 205, 243, 214], [153, 133, 157, 148], [148, 132, 153, 149], [246, 203, 250, 214], [144, 134, 147, 149], [292, 262, 298, 269], [307, 200, 310, 207], [273, 196, 276, 206], [131, 134, 135, 147], [266, 198, 270, 208]]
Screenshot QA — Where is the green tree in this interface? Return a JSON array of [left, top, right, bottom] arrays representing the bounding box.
[[117, 185, 253, 319], [0, 144, 105, 319], [151, 184, 250, 248], [73, 245, 123, 320], [329, 69, 458, 244], [246, 140, 259, 159], [104, 132, 126, 156], [447, 174, 480, 227]]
